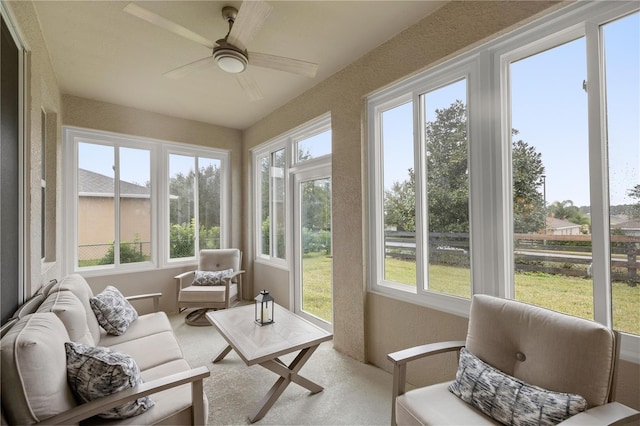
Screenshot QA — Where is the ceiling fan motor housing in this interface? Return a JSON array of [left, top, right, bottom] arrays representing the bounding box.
[[213, 40, 248, 73]]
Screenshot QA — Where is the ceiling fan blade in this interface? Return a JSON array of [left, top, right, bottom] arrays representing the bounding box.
[[227, 0, 272, 51], [124, 3, 214, 50], [236, 73, 264, 102], [164, 56, 215, 79], [249, 52, 318, 78]]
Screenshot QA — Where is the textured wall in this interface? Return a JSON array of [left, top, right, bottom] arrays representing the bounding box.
[[243, 1, 562, 362], [5, 1, 63, 296]]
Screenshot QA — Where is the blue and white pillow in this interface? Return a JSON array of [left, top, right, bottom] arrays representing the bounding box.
[[89, 286, 138, 335], [65, 342, 154, 419], [449, 348, 587, 426], [192, 269, 233, 286]]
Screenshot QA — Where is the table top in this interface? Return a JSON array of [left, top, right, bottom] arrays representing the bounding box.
[[206, 304, 333, 365]]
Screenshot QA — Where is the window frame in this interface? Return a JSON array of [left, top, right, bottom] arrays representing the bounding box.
[[367, 1, 640, 361], [63, 126, 230, 275], [252, 113, 331, 268], [368, 58, 480, 317]]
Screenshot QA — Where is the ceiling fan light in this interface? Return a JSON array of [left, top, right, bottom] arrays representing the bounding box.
[[214, 49, 248, 74]]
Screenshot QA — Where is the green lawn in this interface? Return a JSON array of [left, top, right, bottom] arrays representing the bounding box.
[[303, 254, 640, 335]]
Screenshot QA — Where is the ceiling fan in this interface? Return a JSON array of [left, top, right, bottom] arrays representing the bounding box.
[[124, 1, 318, 101]]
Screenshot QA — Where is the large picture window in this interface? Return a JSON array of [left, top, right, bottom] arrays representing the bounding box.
[[64, 127, 229, 273], [368, 2, 639, 360]]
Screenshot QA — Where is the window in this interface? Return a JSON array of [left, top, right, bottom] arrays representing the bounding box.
[[368, 2, 639, 360], [168, 153, 222, 259], [77, 142, 150, 267], [370, 64, 474, 311], [253, 113, 331, 264], [509, 37, 593, 319], [256, 149, 286, 260], [64, 127, 229, 273]]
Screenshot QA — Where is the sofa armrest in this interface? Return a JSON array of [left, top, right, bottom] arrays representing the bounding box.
[[387, 340, 465, 426], [126, 293, 162, 312], [38, 366, 210, 426], [558, 402, 640, 425]]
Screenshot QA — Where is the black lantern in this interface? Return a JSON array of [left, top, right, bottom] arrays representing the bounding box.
[[254, 289, 274, 326]]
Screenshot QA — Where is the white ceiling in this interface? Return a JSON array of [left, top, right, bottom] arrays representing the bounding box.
[[33, 1, 445, 130]]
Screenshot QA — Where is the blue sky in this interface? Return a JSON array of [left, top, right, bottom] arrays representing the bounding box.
[[383, 11, 639, 208]]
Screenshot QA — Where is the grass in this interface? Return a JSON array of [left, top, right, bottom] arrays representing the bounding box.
[[301, 252, 333, 322], [302, 254, 640, 335]]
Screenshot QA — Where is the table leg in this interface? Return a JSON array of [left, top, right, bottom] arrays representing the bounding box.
[[249, 345, 322, 423], [212, 344, 233, 363]]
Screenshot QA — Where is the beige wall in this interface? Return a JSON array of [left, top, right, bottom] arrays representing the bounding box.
[[5, 1, 63, 296]]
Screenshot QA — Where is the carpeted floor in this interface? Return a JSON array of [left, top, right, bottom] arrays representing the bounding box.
[[169, 310, 392, 425]]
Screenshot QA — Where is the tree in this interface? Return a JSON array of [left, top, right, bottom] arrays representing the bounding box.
[[384, 169, 415, 232], [384, 101, 546, 234], [425, 100, 469, 233], [628, 184, 640, 219], [169, 163, 221, 229], [548, 199, 590, 225], [512, 133, 546, 233]]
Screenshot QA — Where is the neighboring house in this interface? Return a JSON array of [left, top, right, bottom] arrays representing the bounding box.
[[78, 169, 151, 260], [613, 220, 640, 237], [545, 217, 582, 236]]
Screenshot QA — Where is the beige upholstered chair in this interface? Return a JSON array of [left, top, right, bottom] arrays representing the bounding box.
[[388, 295, 640, 426], [174, 249, 244, 325]]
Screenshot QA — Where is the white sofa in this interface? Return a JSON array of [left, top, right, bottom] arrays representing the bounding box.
[[1, 274, 209, 425]]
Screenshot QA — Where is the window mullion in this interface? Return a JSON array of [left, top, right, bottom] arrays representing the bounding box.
[[193, 156, 200, 253], [113, 146, 121, 266], [585, 21, 612, 328], [414, 90, 428, 295]]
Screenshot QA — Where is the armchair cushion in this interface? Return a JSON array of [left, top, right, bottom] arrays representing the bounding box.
[[192, 269, 233, 286], [65, 341, 154, 419], [449, 348, 587, 426], [90, 286, 138, 336]]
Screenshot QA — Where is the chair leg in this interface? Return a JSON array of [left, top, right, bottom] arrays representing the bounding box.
[[185, 309, 212, 326]]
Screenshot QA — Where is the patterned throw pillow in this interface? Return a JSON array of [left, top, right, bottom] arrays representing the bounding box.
[[89, 286, 138, 335], [449, 348, 587, 426], [192, 269, 234, 286], [65, 342, 154, 419]]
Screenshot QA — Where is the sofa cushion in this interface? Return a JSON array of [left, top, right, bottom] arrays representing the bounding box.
[[178, 283, 238, 303], [107, 330, 184, 371], [37, 290, 94, 345], [192, 269, 234, 286], [83, 359, 209, 426], [397, 382, 500, 426], [98, 311, 172, 347], [0, 313, 77, 425], [65, 342, 154, 419], [90, 286, 138, 336], [449, 348, 587, 426], [49, 274, 102, 343]]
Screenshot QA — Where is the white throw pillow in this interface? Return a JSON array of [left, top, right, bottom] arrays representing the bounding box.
[[90, 286, 138, 335], [65, 341, 154, 419]]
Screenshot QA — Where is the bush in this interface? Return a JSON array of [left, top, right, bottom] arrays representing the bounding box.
[[98, 237, 146, 265]]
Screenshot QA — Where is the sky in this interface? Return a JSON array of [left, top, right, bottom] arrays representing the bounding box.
[[382, 11, 639, 208]]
